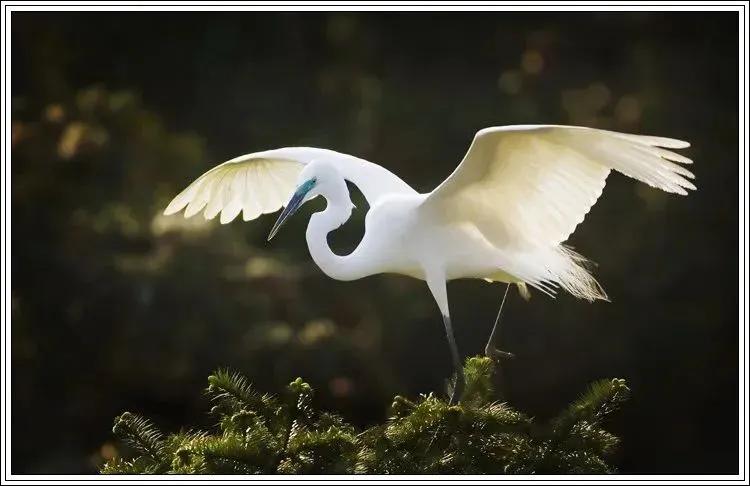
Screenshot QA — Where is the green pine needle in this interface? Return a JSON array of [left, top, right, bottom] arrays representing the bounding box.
[[102, 358, 628, 475], [111, 412, 168, 471], [553, 378, 630, 434], [207, 368, 279, 416]]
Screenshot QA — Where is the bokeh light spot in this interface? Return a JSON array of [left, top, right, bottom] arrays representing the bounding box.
[[521, 49, 544, 75]]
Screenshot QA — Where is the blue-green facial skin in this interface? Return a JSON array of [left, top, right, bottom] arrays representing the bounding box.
[[268, 178, 317, 240], [296, 177, 317, 199]]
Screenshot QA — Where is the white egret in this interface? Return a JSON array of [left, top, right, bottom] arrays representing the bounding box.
[[164, 124, 695, 403]]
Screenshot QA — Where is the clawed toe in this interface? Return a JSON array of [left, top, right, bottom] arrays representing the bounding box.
[[485, 346, 515, 361]]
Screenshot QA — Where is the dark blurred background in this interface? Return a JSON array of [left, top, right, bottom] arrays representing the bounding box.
[[10, 11, 739, 474]]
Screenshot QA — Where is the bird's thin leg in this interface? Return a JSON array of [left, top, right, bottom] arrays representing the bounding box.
[[485, 283, 515, 361], [425, 314, 463, 454], [442, 313, 465, 405], [425, 315, 464, 454], [426, 272, 464, 404]]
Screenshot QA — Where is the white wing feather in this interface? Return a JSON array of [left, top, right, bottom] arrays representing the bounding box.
[[423, 125, 695, 251], [164, 147, 416, 223]]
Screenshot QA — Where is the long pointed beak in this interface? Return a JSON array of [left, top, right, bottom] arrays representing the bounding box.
[[267, 186, 307, 241]]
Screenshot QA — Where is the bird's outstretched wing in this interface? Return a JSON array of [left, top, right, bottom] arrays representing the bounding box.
[[164, 147, 416, 224], [421, 125, 695, 250]]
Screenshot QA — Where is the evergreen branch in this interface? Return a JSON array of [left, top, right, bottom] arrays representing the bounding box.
[[280, 425, 359, 474], [552, 378, 630, 433], [564, 420, 621, 456], [167, 430, 211, 474], [100, 457, 165, 474], [461, 356, 495, 405], [102, 361, 629, 475], [273, 377, 314, 472], [206, 368, 278, 418], [111, 412, 166, 467], [199, 432, 280, 474]]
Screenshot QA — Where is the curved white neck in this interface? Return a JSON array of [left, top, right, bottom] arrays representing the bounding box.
[[305, 185, 373, 282]]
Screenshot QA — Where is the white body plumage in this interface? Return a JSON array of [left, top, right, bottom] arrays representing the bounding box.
[[164, 124, 695, 401]]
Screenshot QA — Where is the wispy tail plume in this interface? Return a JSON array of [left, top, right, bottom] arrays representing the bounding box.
[[505, 245, 608, 302], [553, 245, 609, 302]]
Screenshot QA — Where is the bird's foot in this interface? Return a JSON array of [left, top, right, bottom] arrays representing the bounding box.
[[484, 345, 515, 362]]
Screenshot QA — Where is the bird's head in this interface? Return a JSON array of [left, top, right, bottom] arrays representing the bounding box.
[[267, 160, 349, 241]]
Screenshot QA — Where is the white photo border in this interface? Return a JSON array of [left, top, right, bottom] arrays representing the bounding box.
[[1, 1, 746, 484]]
